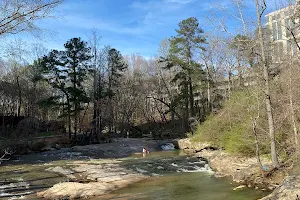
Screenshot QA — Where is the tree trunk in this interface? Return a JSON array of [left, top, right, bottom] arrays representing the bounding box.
[[228, 70, 232, 99], [252, 117, 263, 170], [184, 80, 189, 131], [188, 75, 194, 117], [66, 95, 72, 139], [73, 64, 77, 138], [16, 76, 22, 117], [207, 79, 212, 113], [237, 58, 243, 87], [288, 62, 298, 146], [255, 0, 279, 167]]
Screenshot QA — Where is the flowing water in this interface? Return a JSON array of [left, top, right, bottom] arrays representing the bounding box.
[[92, 150, 269, 200], [0, 144, 270, 200]]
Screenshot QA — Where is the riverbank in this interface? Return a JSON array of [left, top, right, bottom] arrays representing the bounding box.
[[175, 138, 300, 200]]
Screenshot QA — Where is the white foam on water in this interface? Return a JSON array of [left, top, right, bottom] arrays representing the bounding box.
[[188, 161, 206, 165], [8, 195, 26, 199], [152, 173, 161, 176], [11, 177, 23, 182], [0, 182, 29, 190], [176, 164, 214, 174], [0, 193, 11, 197], [171, 163, 179, 167], [161, 143, 175, 150], [136, 167, 148, 173]]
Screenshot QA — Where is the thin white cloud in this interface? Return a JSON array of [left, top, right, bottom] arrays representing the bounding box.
[[164, 0, 195, 4]]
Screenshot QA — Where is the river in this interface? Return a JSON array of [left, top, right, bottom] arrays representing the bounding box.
[[0, 141, 269, 200]]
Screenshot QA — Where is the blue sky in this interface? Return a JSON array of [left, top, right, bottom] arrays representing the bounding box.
[[1, 0, 292, 59]]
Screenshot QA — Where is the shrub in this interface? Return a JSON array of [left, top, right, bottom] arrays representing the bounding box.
[[192, 88, 270, 156]]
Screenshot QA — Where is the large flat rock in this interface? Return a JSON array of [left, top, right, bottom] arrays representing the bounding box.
[[37, 160, 148, 199]]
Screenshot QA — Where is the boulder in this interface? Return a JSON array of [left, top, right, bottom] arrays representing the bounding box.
[[260, 175, 300, 200], [175, 138, 214, 152]]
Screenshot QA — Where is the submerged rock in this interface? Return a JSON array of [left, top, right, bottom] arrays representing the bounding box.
[[161, 143, 175, 150], [46, 166, 75, 179], [233, 185, 246, 191]]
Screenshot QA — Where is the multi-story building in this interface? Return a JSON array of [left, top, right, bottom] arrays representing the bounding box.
[[265, 1, 299, 62]]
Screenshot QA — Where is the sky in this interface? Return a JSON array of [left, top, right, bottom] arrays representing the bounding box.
[[1, 0, 293, 60]]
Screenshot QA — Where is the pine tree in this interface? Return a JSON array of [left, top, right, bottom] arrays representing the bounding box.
[[40, 38, 92, 138], [107, 48, 128, 132], [165, 17, 206, 129]]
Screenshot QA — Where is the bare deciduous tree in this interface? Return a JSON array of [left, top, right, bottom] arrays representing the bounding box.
[[0, 0, 62, 36], [255, 0, 279, 167]]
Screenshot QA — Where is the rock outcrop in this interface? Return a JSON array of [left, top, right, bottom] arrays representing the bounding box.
[[174, 138, 214, 152], [260, 175, 300, 200], [37, 160, 148, 199]]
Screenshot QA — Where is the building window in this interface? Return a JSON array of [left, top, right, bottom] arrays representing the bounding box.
[[278, 42, 283, 58], [277, 21, 282, 40], [287, 40, 291, 54], [272, 22, 277, 40], [277, 13, 281, 19], [274, 43, 279, 60], [285, 18, 291, 38], [289, 8, 294, 16], [293, 41, 299, 55]]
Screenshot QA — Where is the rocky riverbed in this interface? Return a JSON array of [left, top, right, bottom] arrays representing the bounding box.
[[0, 138, 278, 199], [1, 138, 210, 199], [0, 138, 164, 198]]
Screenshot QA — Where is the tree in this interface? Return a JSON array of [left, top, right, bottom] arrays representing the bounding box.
[[255, 0, 279, 167], [200, 37, 227, 112], [41, 49, 72, 137], [165, 17, 206, 129], [106, 48, 128, 132], [0, 0, 62, 36], [229, 34, 254, 87], [41, 38, 92, 138], [64, 38, 92, 137]]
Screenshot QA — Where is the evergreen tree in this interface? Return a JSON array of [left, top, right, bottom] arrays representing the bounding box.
[[41, 38, 92, 138], [107, 48, 128, 132], [164, 17, 206, 129], [64, 38, 92, 136]]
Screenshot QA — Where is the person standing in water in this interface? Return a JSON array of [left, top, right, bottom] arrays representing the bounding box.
[[143, 147, 149, 154]]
